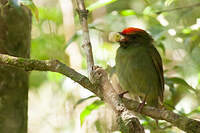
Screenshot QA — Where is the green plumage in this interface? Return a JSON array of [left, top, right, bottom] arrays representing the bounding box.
[[115, 41, 164, 107]]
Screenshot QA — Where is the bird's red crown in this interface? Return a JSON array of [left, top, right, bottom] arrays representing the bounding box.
[[122, 27, 145, 35]]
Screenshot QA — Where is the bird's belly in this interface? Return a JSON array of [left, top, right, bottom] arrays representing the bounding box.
[[116, 47, 160, 97]]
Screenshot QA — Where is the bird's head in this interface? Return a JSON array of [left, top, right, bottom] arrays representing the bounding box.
[[109, 27, 153, 48]]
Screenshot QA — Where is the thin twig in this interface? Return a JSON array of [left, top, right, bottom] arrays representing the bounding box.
[[156, 2, 200, 14], [75, 0, 94, 80]]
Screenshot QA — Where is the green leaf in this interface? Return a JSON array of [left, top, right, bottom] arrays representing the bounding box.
[[74, 95, 96, 109], [87, 0, 117, 12], [166, 77, 196, 92], [80, 100, 104, 126], [120, 9, 136, 16], [182, 28, 192, 34], [20, 0, 39, 21]]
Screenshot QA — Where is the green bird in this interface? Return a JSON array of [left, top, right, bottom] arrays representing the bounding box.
[[110, 27, 164, 108]]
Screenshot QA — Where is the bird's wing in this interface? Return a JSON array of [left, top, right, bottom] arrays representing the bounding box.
[[147, 45, 164, 103]]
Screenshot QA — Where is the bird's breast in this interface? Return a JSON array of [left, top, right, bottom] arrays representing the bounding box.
[[115, 45, 160, 97]]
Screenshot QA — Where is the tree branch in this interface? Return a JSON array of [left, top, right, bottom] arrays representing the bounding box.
[[0, 53, 200, 133], [122, 98, 200, 133], [90, 66, 145, 133], [75, 0, 94, 80], [0, 54, 96, 94]]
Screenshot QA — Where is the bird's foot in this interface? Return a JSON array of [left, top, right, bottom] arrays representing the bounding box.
[[119, 91, 129, 98]]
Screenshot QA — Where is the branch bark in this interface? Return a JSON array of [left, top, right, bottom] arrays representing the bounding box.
[[0, 54, 200, 133], [90, 66, 144, 133], [122, 98, 200, 133], [75, 0, 94, 79]]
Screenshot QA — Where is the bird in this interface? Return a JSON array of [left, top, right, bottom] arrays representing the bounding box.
[[111, 27, 164, 109]]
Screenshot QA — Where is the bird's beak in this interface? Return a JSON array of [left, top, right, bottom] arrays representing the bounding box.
[[109, 32, 126, 43]]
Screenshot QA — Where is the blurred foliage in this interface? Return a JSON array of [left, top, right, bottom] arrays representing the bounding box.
[[80, 100, 104, 126], [29, 6, 69, 89], [28, 0, 200, 132]]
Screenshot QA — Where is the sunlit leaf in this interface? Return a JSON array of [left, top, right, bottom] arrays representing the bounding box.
[[182, 28, 192, 34], [87, 0, 117, 12], [20, 0, 39, 21], [80, 100, 104, 126], [120, 9, 136, 16]]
